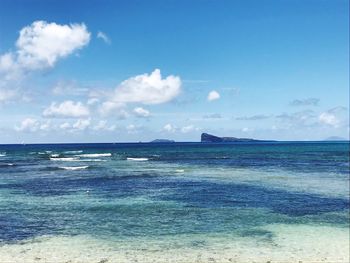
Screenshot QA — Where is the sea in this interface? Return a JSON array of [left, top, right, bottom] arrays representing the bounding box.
[[0, 142, 349, 262]]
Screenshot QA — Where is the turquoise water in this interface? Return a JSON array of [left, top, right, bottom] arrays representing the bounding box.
[[0, 142, 349, 262]]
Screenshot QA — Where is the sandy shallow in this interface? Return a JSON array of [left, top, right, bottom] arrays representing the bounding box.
[[0, 224, 349, 263]]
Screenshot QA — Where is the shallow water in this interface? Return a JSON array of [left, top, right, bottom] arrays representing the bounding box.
[[0, 142, 349, 262]]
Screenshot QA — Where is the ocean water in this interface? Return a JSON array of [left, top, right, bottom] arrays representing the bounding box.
[[0, 142, 349, 262]]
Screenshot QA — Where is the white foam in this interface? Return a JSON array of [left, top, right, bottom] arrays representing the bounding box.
[[0, 153, 6, 157], [127, 157, 148, 161], [50, 154, 60, 158], [175, 169, 185, 173], [50, 157, 79, 162], [60, 166, 89, 170], [76, 153, 112, 158]]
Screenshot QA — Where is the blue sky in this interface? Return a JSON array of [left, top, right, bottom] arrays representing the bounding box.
[[0, 0, 348, 143]]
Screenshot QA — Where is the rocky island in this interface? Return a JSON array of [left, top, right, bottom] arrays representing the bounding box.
[[201, 133, 269, 143]]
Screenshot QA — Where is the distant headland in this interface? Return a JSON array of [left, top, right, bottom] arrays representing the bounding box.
[[201, 133, 273, 143]]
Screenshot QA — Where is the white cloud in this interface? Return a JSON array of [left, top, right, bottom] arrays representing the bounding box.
[[15, 21, 90, 70], [112, 69, 181, 105], [126, 124, 140, 134], [1, 21, 90, 75], [60, 122, 71, 130], [72, 119, 91, 130], [133, 107, 150, 118], [319, 112, 339, 127], [290, 98, 319, 106], [203, 113, 222, 119], [87, 98, 99, 105], [207, 90, 220, 101], [242, 127, 254, 132], [0, 21, 90, 104], [181, 125, 196, 133], [97, 31, 111, 44], [0, 89, 17, 103], [163, 123, 176, 133], [39, 121, 51, 131], [52, 80, 88, 96], [15, 118, 40, 132], [235, 114, 271, 120], [92, 120, 116, 131], [93, 120, 107, 131], [99, 101, 128, 118], [43, 100, 90, 118], [276, 110, 316, 128]]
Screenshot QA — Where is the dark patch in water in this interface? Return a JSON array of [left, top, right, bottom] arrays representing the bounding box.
[[159, 180, 349, 217]]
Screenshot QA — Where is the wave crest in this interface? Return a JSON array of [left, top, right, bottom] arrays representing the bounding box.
[[59, 166, 89, 170], [127, 157, 149, 161]]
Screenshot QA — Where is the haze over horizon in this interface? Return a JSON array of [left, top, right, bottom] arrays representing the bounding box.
[[0, 0, 349, 143]]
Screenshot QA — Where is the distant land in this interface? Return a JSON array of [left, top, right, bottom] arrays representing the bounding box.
[[150, 139, 175, 143], [201, 133, 274, 143], [324, 136, 348, 141]]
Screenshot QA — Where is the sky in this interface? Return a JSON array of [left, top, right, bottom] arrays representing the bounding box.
[[0, 0, 349, 143]]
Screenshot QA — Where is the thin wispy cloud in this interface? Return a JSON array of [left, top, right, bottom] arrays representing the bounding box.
[[289, 98, 319, 106], [97, 31, 111, 45], [203, 113, 222, 119], [235, 114, 271, 121]]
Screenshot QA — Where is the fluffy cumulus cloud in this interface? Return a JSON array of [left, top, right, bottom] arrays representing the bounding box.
[[318, 107, 347, 128], [43, 100, 90, 118], [15, 118, 40, 132], [207, 90, 220, 101], [112, 69, 181, 105], [133, 107, 150, 118], [0, 21, 90, 103], [318, 112, 339, 127], [1, 21, 90, 75], [16, 21, 89, 70]]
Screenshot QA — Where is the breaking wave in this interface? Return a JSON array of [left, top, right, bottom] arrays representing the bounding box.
[[59, 166, 89, 170], [126, 157, 149, 161]]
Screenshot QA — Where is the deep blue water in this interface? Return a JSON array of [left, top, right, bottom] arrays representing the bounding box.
[[0, 142, 349, 245]]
